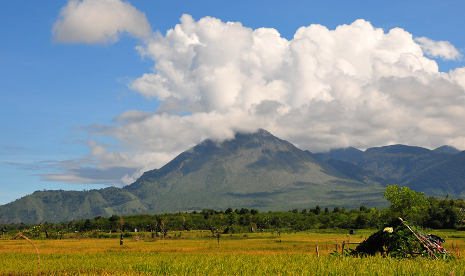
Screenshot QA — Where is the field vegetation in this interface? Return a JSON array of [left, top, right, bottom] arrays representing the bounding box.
[[2, 186, 464, 240], [1, 229, 465, 275], [1, 185, 464, 274]]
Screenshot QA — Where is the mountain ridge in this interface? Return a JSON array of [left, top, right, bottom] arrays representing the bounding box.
[[1, 129, 464, 224], [316, 144, 465, 197]]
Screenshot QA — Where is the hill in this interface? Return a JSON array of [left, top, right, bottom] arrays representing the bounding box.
[[407, 151, 465, 198], [2, 130, 464, 224], [316, 144, 465, 197], [0, 188, 148, 224], [123, 129, 385, 213], [0, 129, 385, 223]]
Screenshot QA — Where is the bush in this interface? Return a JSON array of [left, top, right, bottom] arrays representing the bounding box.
[[353, 219, 451, 259]]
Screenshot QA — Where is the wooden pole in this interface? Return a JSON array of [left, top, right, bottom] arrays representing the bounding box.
[[316, 244, 319, 257], [399, 217, 437, 259]]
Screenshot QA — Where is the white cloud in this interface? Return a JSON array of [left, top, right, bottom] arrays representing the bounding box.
[[52, 0, 151, 44], [415, 36, 461, 60], [50, 15, 465, 186], [450, 67, 465, 90]]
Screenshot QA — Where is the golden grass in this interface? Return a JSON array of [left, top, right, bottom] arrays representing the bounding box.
[[1, 229, 464, 275]]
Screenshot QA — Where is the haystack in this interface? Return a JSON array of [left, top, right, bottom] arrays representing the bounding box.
[[352, 218, 450, 258]]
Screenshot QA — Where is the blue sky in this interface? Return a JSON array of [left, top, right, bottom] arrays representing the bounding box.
[[1, 0, 465, 205]]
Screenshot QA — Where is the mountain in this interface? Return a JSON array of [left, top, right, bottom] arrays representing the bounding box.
[[433, 145, 460, 154], [315, 147, 363, 164], [316, 144, 465, 197], [407, 151, 465, 198], [0, 129, 386, 224], [358, 144, 450, 184], [1, 130, 464, 224], [0, 188, 148, 224], [123, 129, 385, 213]]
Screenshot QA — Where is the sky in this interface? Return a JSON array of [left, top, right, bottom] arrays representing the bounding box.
[[1, 0, 465, 205]]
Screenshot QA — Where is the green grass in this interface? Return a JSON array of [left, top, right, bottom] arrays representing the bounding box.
[[1, 229, 464, 275], [1, 252, 464, 275]]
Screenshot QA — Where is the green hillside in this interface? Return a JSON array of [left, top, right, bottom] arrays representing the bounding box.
[[317, 144, 465, 198], [125, 129, 386, 213], [4, 130, 465, 224], [407, 151, 465, 198], [0, 188, 147, 224], [0, 129, 387, 223]]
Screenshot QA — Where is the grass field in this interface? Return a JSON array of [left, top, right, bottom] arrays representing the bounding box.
[[1, 229, 464, 275]]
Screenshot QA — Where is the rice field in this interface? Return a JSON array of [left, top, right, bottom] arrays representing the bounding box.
[[1, 229, 464, 275]]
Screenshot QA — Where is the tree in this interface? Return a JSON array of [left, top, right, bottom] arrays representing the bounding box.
[[354, 214, 368, 229], [384, 184, 428, 223], [315, 205, 321, 215], [119, 217, 126, 232], [158, 216, 168, 238], [238, 208, 249, 215], [227, 212, 237, 226], [83, 219, 92, 232], [109, 215, 120, 232]]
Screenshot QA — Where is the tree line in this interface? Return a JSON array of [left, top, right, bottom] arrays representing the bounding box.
[[1, 185, 464, 238]]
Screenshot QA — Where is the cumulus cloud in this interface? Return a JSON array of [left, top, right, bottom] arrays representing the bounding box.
[[415, 36, 461, 60], [49, 14, 465, 186], [450, 67, 465, 90], [52, 0, 151, 44]]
